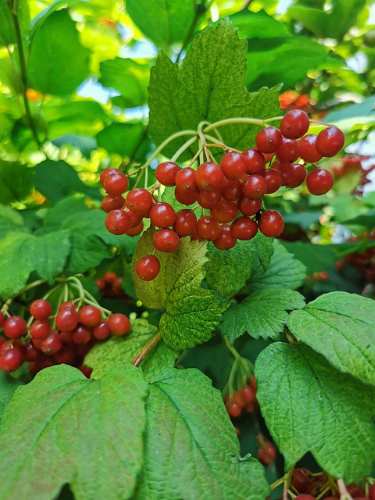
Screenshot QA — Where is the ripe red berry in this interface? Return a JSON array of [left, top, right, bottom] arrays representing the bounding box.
[[292, 468, 312, 493], [369, 484, 375, 500], [30, 299, 52, 321], [259, 210, 284, 237], [280, 109, 309, 139], [220, 151, 247, 180], [101, 195, 124, 212], [175, 167, 197, 190], [174, 209, 197, 237], [153, 229, 180, 253], [30, 320, 50, 340], [105, 209, 139, 235], [264, 168, 283, 194], [297, 135, 321, 162], [156, 161, 180, 186], [257, 441, 277, 465], [56, 307, 79, 332], [126, 221, 144, 236], [295, 496, 316, 500], [108, 313, 131, 336], [306, 168, 334, 195], [126, 188, 153, 217], [214, 225, 236, 250], [228, 402, 242, 418], [198, 190, 220, 209], [54, 347, 75, 365], [240, 198, 261, 216], [256, 127, 282, 153], [93, 321, 111, 341], [242, 175, 267, 200], [72, 326, 92, 345], [79, 305, 102, 328], [24, 342, 39, 362], [135, 255, 160, 281], [175, 185, 199, 205], [0, 342, 23, 372], [40, 332, 62, 355], [231, 217, 258, 240], [241, 149, 265, 174], [195, 162, 225, 191], [276, 137, 299, 162], [4, 316, 26, 339], [150, 202, 176, 228], [102, 169, 128, 196], [211, 199, 238, 223], [280, 162, 306, 187], [0, 312, 4, 327], [316, 126, 345, 157], [197, 216, 222, 241], [222, 179, 241, 201], [241, 385, 256, 404]]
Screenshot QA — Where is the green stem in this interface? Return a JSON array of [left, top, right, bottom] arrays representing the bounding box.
[[204, 117, 266, 133], [223, 336, 241, 359], [142, 130, 196, 169], [133, 332, 161, 367], [171, 135, 198, 162]]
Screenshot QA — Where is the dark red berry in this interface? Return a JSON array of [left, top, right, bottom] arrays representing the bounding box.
[[297, 135, 321, 162], [4, 316, 26, 339], [220, 151, 247, 180], [108, 313, 131, 336], [40, 332, 62, 355], [259, 210, 284, 237], [0, 342, 23, 371], [256, 127, 282, 153], [316, 126, 345, 157], [101, 195, 124, 212], [195, 162, 225, 191], [295, 496, 315, 500], [264, 169, 282, 194], [135, 255, 160, 281], [24, 342, 39, 362], [306, 168, 334, 195], [30, 320, 50, 340], [175, 167, 197, 190], [280, 162, 306, 187], [80, 365, 93, 378], [240, 385, 256, 404], [280, 109, 309, 139], [241, 149, 265, 174], [242, 175, 267, 200], [72, 326, 91, 345], [197, 216, 221, 241], [0, 312, 4, 327], [228, 402, 242, 418], [153, 229, 180, 253], [214, 225, 236, 250], [54, 347, 75, 365], [257, 441, 276, 465], [56, 307, 79, 332], [102, 169, 128, 196], [175, 185, 199, 205], [126, 188, 153, 217], [126, 221, 144, 236], [276, 137, 299, 162], [156, 161, 180, 186], [231, 217, 258, 240], [222, 179, 241, 201], [150, 203, 176, 228], [79, 305, 102, 328], [198, 190, 220, 209], [211, 199, 238, 223], [292, 468, 312, 494], [105, 209, 138, 235], [240, 198, 261, 216], [93, 321, 111, 341], [30, 299, 52, 320], [174, 209, 197, 237]]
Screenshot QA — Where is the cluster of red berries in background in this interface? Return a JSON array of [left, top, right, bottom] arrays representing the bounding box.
[[224, 376, 257, 418], [100, 110, 344, 281], [333, 154, 374, 195], [0, 299, 131, 374], [336, 230, 375, 284], [96, 271, 124, 297]]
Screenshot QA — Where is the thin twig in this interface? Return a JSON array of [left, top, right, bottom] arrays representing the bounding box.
[[337, 479, 353, 500], [133, 333, 161, 367]]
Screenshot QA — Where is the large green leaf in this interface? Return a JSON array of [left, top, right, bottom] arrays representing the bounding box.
[[231, 9, 291, 39], [0, 161, 33, 204], [255, 343, 375, 482], [30, 230, 71, 283], [0, 205, 26, 238], [0, 365, 147, 500], [126, 0, 196, 48], [96, 122, 147, 157], [0, 373, 23, 421], [221, 288, 305, 341], [136, 368, 269, 500], [288, 292, 375, 387], [0, 0, 29, 47], [28, 10, 90, 95], [149, 20, 279, 159]]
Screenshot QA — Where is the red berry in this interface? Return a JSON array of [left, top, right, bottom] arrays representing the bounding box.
[[241, 149, 265, 174], [0, 342, 23, 371], [30, 320, 50, 340], [241, 385, 256, 404], [175, 167, 197, 190], [80, 365, 93, 378], [175, 185, 199, 205], [153, 229, 180, 253], [264, 168, 282, 194], [220, 151, 247, 180], [93, 321, 111, 341], [101, 195, 124, 212], [56, 307, 79, 332], [174, 209, 197, 237], [197, 216, 222, 241], [99, 167, 116, 184], [280, 109, 309, 139], [222, 179, 241, 201], [211, 199, 238, 223], [231, 217, 258, 240], [30, 299, 52, 320], [105, 209, 138, 235], [0, 312, 4, 327], [280, 162, 306, 187], [242, 175, 267, 200], [256, 127, 282, 153], [214, 225, 236, 250], [102, 169, 128, 195], [297, 135, 321, 162], [276, 137, 299, 162], [306, 168, 334, 195], [79, 305, 102, 328], [54, 347, 75, 365], [126, 188, 153, 217], [135, 255, 160, 281], [150, 203, 176, 228], [228, 402, 242, 418], [292, 468, 312, 493], [259, 210, 284, 237], [240, 198, 261, 216], [295, 496, 315, 500], [198, 190, 220, 209], [258, 442, 277, 465], [195, 162, 225, 191], [72, 326, 91, 345], [156, 161, 180, 186], [126, 221, 144, 236], [316, 126, 345, 157], [24, 342, 39, 362], [4, 316, 26, 339], [40, 332, 62, 355], [369, 484, 375, 500], [108, 313, 131, 336]]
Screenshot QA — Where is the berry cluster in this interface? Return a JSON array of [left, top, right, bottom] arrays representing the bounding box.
[[257, 437, 277, 466], [0, 298, 131, 375], [224, 376, 257, 418], [101, 111, 344, 281], [96, 271, 124, 297], [333, 154, 374, 195]]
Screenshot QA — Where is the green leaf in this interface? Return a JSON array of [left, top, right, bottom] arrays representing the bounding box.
[[0, 161, 33, 204], [126, 0, 196, 47], [149, 20, 279, 159], [28, 10, 90, 95], [221, 289, 305, 341], [250, 240, 306, 291], [97, 122, 148, 157], [0, 364, 147, 500], [0, 205, 26, 238], [288, 292, 375, 387], [282, 242, 338, 274], [43, 196, 89, 230], [136, 368, 269, 499], [255, 343, 375, 482], [231, 9, 291, 39], [86, 319, 177, 379], [0, 373, 23, 420], [30, 230, 71, 283], [0, 0, 29, 47], [287, 5, 329, 38]]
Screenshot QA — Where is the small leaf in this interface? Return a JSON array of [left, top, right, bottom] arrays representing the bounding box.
[[0, 205, 26, 238], [0, 232, 34, 298], [288, 292, 375, 387], [96, 122, 148, 158], [255, 343, 375, 482], [0, 161, 34, 204], [221, 288, 305, 341], [30, 230, 71, 283]]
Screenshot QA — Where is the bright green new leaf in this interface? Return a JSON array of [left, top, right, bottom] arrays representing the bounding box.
[[136, 368, 269, 500], [221, 288, 305, 341], [256, 343, 375, 482], [288, 292, 375, 387], [0, 161, 34, 205], [0, 365, 147, 500]]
